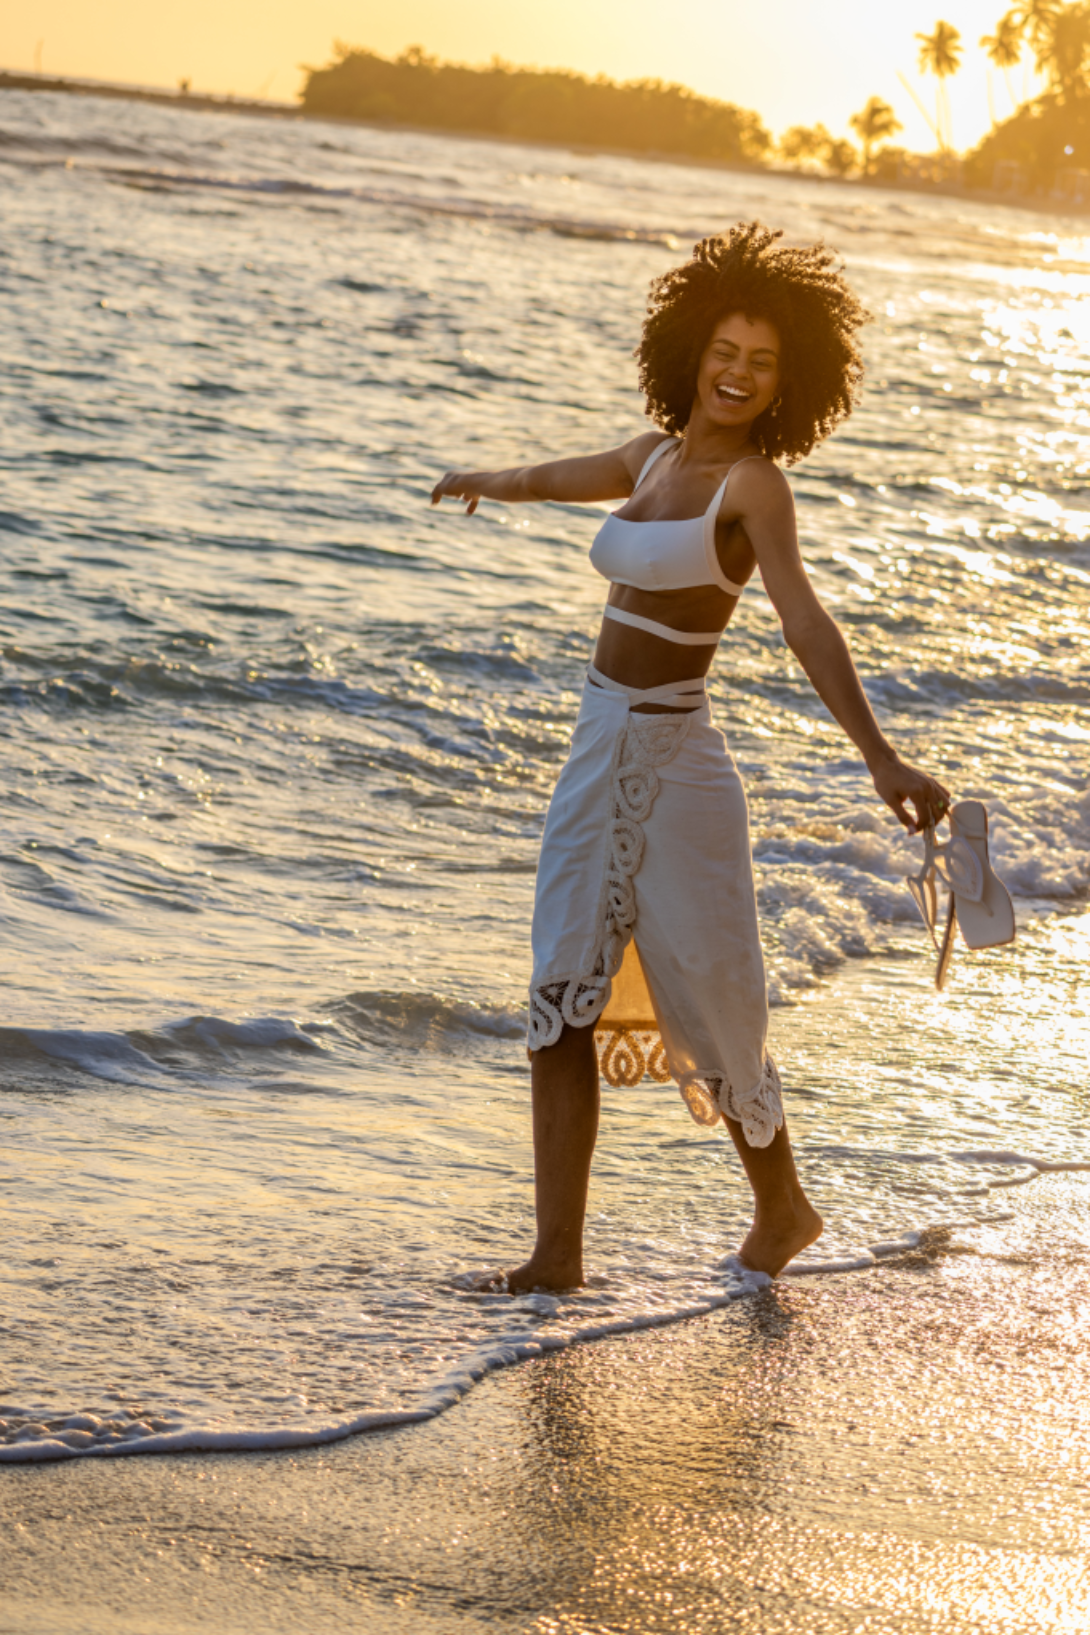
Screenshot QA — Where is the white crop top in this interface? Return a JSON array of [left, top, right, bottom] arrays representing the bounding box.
[[589, 438, 762, 601]]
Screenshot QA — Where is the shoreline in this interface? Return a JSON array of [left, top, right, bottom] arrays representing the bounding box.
[[3, 1174, 1088, 1634], [2, 66, 1087, 223]]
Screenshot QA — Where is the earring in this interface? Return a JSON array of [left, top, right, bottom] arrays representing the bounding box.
[[769, 394, 783, 418]]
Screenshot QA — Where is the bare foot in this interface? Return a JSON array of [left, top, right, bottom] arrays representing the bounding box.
[[737, 1198, 823, 1278], [505, 1255, 584, 1295]]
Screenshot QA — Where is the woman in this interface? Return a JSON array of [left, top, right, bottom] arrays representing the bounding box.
[[432, 223, 949, 1292]]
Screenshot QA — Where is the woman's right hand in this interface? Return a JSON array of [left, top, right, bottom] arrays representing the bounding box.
[[429, 437, 657, 514], [431, 471, 486, 514]]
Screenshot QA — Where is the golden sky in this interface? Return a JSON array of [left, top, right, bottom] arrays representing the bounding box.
[[4, 1, 1045, 153]]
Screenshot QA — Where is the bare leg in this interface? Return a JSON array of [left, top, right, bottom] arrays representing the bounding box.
[[725, 1116, 823, 1277], [506, 1023, 599, 1293]]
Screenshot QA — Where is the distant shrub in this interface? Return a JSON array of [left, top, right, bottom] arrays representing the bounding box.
[[777, 123, 858, 177], [965, 92, 1090, 191], [301, 44, 771, 165]]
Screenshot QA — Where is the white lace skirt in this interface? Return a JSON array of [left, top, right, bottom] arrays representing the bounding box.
[[528, 673, 784, 1147]]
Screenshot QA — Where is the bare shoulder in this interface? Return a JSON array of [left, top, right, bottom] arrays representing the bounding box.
[[724, 457, 795, 519], [618, 429, 676, 483]]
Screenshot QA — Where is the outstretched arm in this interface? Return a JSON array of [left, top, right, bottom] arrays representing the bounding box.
[[731, 463, 950, 834], [430, 432, 667, 514]]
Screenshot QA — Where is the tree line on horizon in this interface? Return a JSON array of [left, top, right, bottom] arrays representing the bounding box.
[[301, 6, 1090, 197], [302, 44, 771, 167]]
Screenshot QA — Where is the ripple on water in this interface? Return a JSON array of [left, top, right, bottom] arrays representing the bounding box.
[[1, 87, 1089, 1461]]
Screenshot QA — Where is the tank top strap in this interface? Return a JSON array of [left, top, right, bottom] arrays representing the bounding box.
[[702, 454, 766, 519], [632, 436, 677, 492], [702, 456, 764, 597], [703, 471, 731, 520], [725, 454, 768, 484]]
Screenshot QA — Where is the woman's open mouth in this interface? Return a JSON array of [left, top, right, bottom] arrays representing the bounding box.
[[715, 383, 752, 404]]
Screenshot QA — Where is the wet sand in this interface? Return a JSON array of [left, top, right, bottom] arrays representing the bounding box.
[[4, 1172, 1088, 1635]]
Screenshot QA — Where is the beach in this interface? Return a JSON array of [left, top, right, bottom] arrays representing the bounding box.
[[4, 1154, 1089, 1633], [1, 80, 1090, 1630]]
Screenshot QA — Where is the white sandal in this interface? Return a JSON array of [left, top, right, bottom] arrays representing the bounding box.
[[906, 799, 1015, 990]]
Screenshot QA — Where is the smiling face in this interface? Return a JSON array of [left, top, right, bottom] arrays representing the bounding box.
[[692, 311, 782, 431]]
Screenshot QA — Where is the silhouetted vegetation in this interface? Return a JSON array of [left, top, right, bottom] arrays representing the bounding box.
[[778, 123, 858, 176], [967, 2, 1090, 190], [968, 91, 1090, 185], [849, 98, 903, 174], [916, 21, 963, 151], [301, 44, 771, 165]]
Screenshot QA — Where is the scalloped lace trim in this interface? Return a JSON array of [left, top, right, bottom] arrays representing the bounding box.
[[595, 1025, 672, 1087], [527, 710, 691, 1052], [680, 1056, 784, 1147]]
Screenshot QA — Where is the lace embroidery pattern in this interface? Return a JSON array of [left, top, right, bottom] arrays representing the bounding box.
[[595, 1025, 671, 1088], [527, 711, 691, 1053], [679, 1056, 784, 1147]]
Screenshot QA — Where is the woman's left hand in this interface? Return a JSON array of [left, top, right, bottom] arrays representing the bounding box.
[[870, 754, 951, 833]]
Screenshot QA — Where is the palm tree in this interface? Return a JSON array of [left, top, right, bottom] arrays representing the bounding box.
[[849, 96, 903, 173], [981, 13, 1023, 113], [1012, 0, 1062, 52], [1032, 1, 1090, 100], [916, 20, 963, 150], [1009, 0, 1062, 95]]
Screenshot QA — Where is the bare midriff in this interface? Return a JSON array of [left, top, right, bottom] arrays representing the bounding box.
[[591, 586, 738, 714], [590, 502, 759, 711]]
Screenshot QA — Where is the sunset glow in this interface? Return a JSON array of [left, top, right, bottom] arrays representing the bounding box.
[[4, 0, 1051, 151]]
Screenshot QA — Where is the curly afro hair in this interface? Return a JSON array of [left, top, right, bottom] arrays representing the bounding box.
[[635, 221, 869, 465]]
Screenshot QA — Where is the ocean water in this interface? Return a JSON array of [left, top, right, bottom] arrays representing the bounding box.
[[1, 88, 1090, 1463]]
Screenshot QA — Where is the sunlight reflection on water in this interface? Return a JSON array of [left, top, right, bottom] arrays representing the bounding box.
[[0, 87, 1088, 1461]]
